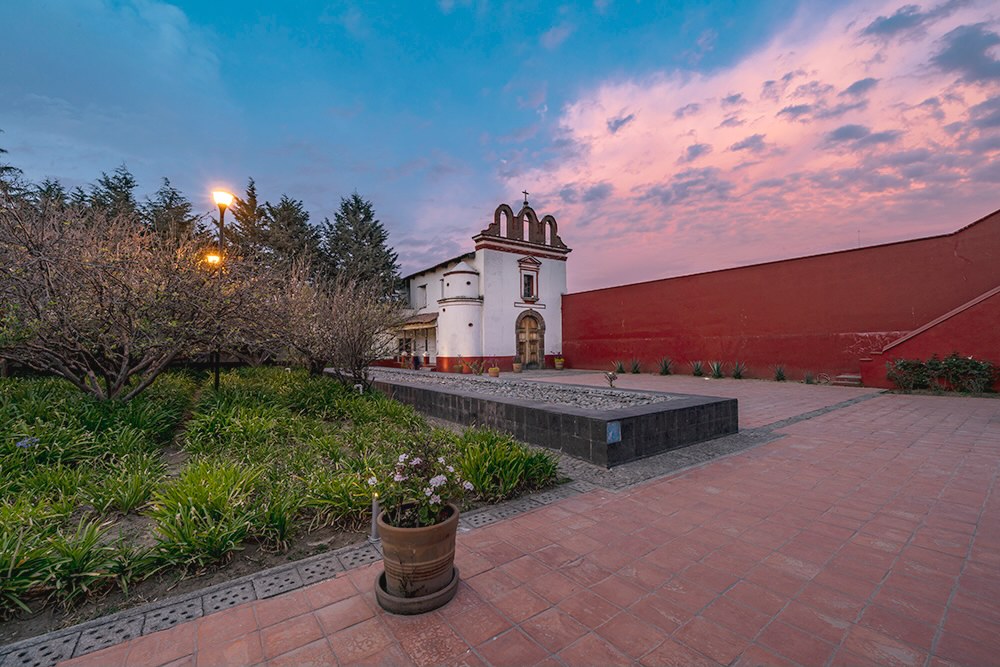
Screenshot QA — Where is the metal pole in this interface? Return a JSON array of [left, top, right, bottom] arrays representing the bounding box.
[[214, 204, 225, 391]]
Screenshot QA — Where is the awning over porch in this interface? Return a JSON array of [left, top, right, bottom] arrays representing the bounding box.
[[399, 312, 438, 331]]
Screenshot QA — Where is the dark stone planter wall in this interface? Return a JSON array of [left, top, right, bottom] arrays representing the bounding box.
[[371, 380, 738, 468]]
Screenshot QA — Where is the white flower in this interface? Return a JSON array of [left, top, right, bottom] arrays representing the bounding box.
[[393, 472, 407, 482], [463, 481, 474, 491], [429, 474, 447, 488], [398, 453, 409, 462], [424, 487, 432, 496], [410, 457, 422, 466], [447, 465, 454, 473], [367, 476, 377, 486], [437, 457, 445, 464], [430, 494, 441, 504]]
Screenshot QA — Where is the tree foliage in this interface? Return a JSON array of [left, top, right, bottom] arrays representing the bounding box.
[[144, 178, 203, 242], [321, 192, 399, 294]]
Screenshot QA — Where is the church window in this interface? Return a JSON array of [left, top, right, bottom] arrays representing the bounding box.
[[522, 273, 537, 300]]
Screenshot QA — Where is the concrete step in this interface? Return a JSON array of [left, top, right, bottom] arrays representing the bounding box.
[[832, 374, 862, 387]]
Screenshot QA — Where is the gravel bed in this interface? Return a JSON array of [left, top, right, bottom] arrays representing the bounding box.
[[370, 368, 675, 410]]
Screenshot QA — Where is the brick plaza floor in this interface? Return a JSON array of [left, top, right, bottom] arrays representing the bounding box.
[[59, 378, 1000, 666]]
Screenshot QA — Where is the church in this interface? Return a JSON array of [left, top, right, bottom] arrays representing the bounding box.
[[396, 196, 571, 372]]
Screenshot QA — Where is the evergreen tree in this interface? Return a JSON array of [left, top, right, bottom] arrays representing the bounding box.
[[0, 130, 25, 197], [33, 178, 68, 212], [263, 194, 320, 266], [321, 192, 399, 295], [89, 164, 139, 218], [230, 178, 269, 256], [144, 178, 202, 242]]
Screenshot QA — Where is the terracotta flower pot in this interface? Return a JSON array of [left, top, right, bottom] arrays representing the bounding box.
[[487, 367, 500, 377], [378, 503, 459, 599], [554, 359, 565, 370], [512, 363, 522, 373]]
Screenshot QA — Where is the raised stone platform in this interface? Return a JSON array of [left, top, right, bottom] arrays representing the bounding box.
[[369, 371, 738, 467]]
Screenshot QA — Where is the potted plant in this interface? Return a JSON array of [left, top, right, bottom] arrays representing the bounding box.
[[422, 351, 430, 365], [371, 447, 474, 614], [553, 352, 565, 370], [512, 355, 523, 373], [487, 359, 500, 377]]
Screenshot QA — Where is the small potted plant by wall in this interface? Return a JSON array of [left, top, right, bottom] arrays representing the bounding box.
[[373, 448, 474, 614], [553, 352, 565, 370], [487, 359, 500, 377], [512, 355, 523, 373], [422, 351, 430, 366]]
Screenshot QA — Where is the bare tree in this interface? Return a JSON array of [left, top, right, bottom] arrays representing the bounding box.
[[282, 268, 401, 383], [0, 198, 258, 400]]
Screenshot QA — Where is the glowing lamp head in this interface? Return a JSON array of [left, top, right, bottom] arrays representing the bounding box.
[[212, 190, 234, 208], [205, 253, 222, 265]]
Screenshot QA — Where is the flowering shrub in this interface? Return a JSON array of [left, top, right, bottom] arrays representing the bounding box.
[[372, 442, 474, 528]]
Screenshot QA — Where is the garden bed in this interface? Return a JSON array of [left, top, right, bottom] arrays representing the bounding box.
[[0, 368, 557, 644]]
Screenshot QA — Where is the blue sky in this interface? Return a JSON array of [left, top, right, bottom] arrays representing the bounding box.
[[1, 1, 998, 290]]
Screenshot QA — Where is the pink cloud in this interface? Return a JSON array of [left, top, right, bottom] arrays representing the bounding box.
[[510, 1, 1000, 291]]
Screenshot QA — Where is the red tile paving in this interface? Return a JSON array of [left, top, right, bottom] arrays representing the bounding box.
[[57, 389, 1000, 666]]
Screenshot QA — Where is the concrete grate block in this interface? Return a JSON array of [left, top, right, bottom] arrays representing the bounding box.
[[141, 598, 203, 634], [74, 617, 143, 657], [297, 553, 344, 585], [462, 511, 501, 529], [336, 544, 381, 569], [202, 581, 255, 614], [530, 486, 580, 505], [1, 635, 77, 667], [492, 499, 543, 520], [252, 568, 303, 599]]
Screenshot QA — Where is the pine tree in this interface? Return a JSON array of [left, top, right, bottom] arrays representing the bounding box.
[[144, 178, 202, 242], [263, 194, 320, 267], [89, 164, 139, 218], [230, 178, 269, 256], [321, 192, 399, 295]]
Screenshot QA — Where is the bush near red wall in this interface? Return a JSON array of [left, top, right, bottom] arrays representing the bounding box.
[[562, 209, 1000, 381]]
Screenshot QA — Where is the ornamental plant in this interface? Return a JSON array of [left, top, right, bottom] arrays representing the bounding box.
[[372, 443, 474, 528]]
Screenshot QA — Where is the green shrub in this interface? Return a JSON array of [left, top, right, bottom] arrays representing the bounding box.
[[773, 365, 786, 382], [149, 459, 262, 568], [888, 354, 996, 393], [456, 429, 557, 502], [613, 360, 625, 374], [658, 357, 673, 375], [804, 371, 815, 385], [304, 471, 371, 527], [886, 359, 929, 392], [732, 361, 747, 379], [47, 519, 117, 606], [709, 361, 725, 379], [0, 526, 48, 617], [690, 360, 704, 377], [629, 358, 641, 374], [87, 452, 164, 514]]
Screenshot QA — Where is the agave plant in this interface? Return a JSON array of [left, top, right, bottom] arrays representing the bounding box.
[[629, 358, 642, 374], [690, 360, 704, 377], [709, 361, 725, 379], [732, 361, 747, 379], [774, 365, 787, 382], [658, 357, 673, 375], [613, 360, 625, 374]]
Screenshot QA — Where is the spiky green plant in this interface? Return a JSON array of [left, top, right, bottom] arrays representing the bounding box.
[[709, 361, 725, 379], [47, 519, 117, 606], [732, 361, 747, 379], [629, 358, 641, 374], [658, 357, 673, 375], [804, 371, 815, 385], [774, 365, 787, 382], [613, 360, 625, 374], [690, 360, 704, 377]]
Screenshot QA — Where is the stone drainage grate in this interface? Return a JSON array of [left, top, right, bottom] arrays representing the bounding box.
[[0, 483, 587, 667]]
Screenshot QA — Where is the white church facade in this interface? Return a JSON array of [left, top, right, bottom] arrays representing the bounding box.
[[396, 199, 571, 372]]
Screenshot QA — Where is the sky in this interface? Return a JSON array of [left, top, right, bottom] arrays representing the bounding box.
[[1, 0, 998, 291]]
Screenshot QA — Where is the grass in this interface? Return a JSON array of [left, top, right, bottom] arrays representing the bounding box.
[[0, 367, 558, 618]]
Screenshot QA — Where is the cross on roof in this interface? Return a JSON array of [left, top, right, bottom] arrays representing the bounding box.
[[522, 190, 529, 205]]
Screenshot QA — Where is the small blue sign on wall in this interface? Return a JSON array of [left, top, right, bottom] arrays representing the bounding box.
[[606, 421, 621, 444]]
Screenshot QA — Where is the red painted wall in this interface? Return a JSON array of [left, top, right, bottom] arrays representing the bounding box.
[[860, 287, 1000, 389], [563, 209, 1000, 380]]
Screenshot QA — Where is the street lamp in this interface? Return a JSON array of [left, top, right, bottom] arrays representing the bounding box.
[[211, 190, 233, 391]]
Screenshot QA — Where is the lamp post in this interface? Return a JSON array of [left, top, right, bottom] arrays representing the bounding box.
[[211, 190, 234, 391]]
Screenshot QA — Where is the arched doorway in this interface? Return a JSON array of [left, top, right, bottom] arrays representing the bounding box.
[[515, 311, 545, 369]]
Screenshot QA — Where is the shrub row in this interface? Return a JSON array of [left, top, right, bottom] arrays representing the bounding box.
[[887, 353, 996, 393]]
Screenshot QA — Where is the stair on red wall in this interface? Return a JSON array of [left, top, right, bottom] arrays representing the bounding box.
[[832, 374, 863, 387]]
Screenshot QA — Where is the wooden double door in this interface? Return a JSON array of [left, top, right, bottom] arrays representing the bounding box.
[[516, 314, 543, 368]]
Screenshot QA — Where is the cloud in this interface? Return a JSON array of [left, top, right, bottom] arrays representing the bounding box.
[[504, 0, 1000, 290], [930, 23, 1000, 83], [729, 133, 769, 153], [674, 103, 701, 119], [860, 0, 968, 39], [606, 112, 636, 134], [541, 23, 574, 50], [582, 182, 614, 202], [827, 124, 872, 141], [679, 143, 713, 163], [841, 77, 880, 96]]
